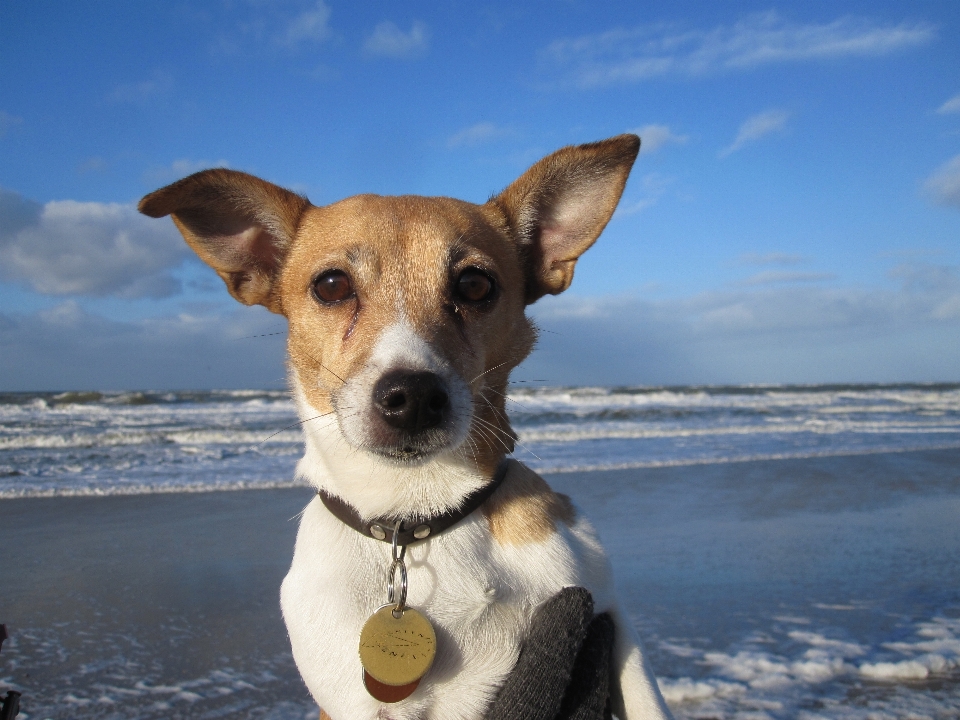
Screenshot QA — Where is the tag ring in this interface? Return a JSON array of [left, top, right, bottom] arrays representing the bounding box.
[[387, 520, 408, 616], [391, 519, 406, 562], [386, 558, 408, 616]]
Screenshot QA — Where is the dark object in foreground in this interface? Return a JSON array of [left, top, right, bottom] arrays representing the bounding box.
[[0, 625, 20, 719], [487, 587, 613, 720], [0, 691, 20, 720]]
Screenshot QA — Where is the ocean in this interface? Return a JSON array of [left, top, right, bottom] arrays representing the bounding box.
[[1, 384, 959, 719], [2, 383, 960, 498]]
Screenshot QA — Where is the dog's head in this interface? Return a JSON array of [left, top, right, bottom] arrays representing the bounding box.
[[140, 136, 638, 514]]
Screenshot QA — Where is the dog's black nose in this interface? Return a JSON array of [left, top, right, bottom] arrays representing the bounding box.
[[373, 370, 450, 432]]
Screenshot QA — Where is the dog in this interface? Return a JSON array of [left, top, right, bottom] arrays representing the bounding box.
[[139, 134, 672, 720]]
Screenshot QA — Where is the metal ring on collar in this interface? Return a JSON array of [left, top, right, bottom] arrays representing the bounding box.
[[391, 519, 406, 562], [386, 558, 408, 617]]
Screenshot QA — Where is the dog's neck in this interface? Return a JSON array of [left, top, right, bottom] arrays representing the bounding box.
[[292, 379, 501, 521]]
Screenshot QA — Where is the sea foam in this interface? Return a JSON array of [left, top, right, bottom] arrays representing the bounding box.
[[2, 383, 959, 497]]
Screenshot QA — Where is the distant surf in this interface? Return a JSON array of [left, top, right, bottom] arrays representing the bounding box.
[[2, 383, 959, 497]]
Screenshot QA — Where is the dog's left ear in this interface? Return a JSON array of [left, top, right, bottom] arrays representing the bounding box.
[[491, 134, 640, 303]]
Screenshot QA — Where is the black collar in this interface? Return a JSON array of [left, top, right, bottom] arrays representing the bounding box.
[[316, 462, 509, 546]]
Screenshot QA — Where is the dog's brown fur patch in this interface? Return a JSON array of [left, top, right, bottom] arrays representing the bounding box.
[[483, 461, 576, 545]]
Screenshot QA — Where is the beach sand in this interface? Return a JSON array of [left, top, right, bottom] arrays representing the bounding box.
[[3, 449, 959, 718], [2, 488, 318, 718]]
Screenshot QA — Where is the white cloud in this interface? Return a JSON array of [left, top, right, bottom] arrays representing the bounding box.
[[632, 124, 688, 154], [363, 21, 429, 59], [209, 1, 333, 56], [739, 252, 807, 266], [924, 154, 960, 209], [447, 122, 506, 148], [737, 271, 835, 287], [144, 158, 231, 185], [77, 156, 108, 174], [283, 1, 331, 46], [521, 262, 960, 385], [0, 189, 190, 298], [0, 303, 287, 391], [889, 262, 960, 297], [0, 111, 23, 138], [170, 158, 229, 176], [720, 109, 791, 158], [542, 12, 934, 88], [937, 94, 960, 115], [109, 71, 174, 105], [615, 173, 673, 215]]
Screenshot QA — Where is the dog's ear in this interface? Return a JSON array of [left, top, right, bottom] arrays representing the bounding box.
[[491, 134, 640, 303], [139, 169, 309, 313]]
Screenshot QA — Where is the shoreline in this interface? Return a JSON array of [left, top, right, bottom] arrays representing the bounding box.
[[4, 442, 960, 500]]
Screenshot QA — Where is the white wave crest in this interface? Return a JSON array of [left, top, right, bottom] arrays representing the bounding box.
[[0, 428, 305, 450], [657, 615, 960, 718], [517, 418, 960, 444], [532, 441, 960, 474], [0, 477, 310, 499]]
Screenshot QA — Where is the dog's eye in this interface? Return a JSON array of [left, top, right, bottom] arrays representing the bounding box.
[[455, 268, 495, 304], [312, 270, 354, 304]]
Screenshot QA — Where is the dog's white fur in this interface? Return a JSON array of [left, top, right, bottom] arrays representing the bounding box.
[[139, 135, 673, 720], [285, 375, 671, 720]]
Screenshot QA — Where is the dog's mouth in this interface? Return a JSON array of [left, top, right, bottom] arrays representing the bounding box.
[[389, 447, 427, 462], [372, 437, 446, 463]]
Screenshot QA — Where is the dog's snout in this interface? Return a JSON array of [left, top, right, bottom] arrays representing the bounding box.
[[373, 370, 450, 432]]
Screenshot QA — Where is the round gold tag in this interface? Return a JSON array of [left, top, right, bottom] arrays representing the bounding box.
[[359, 605, 437, 688]]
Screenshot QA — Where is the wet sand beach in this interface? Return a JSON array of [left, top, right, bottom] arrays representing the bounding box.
[[2, 449, 960, 719], [2, 488, 318, 718]]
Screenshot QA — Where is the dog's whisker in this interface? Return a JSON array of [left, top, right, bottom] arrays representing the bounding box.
[[471, 412, 512, 437], [292, 344, 347, 386], [472, 414, 541, 461], [470, 418, 513, 454], [477, 392, 516, 424], [258, 412, 335, 446], [478, 406, 512, 435], [470, 362, 509, 385], [463, 436, 480, 463], [289, 507, 309, 523], [233, 322, 288, 341], [472, 425, 510, 452], [480, 386, 532, 413], [235, 331, 287, 340]]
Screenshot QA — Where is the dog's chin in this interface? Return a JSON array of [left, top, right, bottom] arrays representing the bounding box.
[[367, 436, 456, 465]]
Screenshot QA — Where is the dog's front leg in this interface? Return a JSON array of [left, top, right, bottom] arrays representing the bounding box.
[[608, 607, 673, 720]]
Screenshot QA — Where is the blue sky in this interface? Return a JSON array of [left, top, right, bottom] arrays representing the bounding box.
[[1, 0, 959, 389]]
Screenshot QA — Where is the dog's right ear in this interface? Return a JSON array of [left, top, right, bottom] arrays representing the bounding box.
[[139, 169, 309, 314], [491, 134, 640, 304]]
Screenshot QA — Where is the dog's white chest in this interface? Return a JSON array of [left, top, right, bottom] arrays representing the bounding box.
[[280, 495, 590, 720]]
